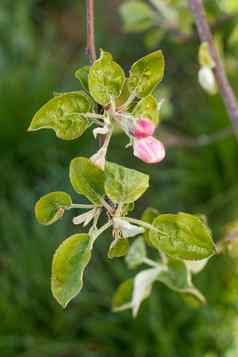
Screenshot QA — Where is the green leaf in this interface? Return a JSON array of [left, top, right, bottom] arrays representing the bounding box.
[[133, 95, 160, 124], [115, 79, 130, 108], [141, 207, 159, 246], [35, 192, 72, 225], [125, 237, 146, 269], [88, 50, 125, 106], [157, 259, 206, 305], [51, 233, 91, 308], [112, 279, 133, 312], [149, 212, 216, 260], [105, 162, 149, 204], [28, 91, 93, 140], [128, 50, 165, 98], [75, 65, 90, 91], [119, 1, 155, 33], [69, 157, 105, 206], [108, 238, 129, 259], [157, 259, 190, 291]]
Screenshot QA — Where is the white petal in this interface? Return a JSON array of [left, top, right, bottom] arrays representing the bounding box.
[[113, 218, 144, 238], [73, 208, 96, 226]]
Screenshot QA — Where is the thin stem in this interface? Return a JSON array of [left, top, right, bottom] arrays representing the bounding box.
[[118, 93, 137, 112], [100, 198, 114, 216], [89, 220, 113, 249], [123, 217, 168, 237], [86, 0, 96, 63], [67, 203, 95, 210], [189, 0, 238, 138], [143, 257, 160, 268]]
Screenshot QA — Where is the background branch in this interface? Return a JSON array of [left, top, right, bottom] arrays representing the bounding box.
[[189, 0, 238, 138], [86, 0, 96, 63]]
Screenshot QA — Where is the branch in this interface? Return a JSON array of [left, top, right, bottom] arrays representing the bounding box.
[[86, 0, 96, 63], [189, 0, 238, 138]]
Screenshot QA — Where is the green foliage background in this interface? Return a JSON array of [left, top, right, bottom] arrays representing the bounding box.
[[1, 0, 238, 356]]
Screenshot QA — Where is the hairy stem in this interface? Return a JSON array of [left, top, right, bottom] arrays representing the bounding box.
[[67, 203, 95, 209], [123, 217, 168, 237], [86, 0, 96, 63], [89, 220, 113, 249], [189, 0, 238, 138]]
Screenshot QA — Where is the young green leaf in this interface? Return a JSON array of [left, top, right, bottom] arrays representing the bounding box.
[[88, 50, 125, 106], [133, 95, 160, 124], [112, 279, 133, 312], [115, 79, 130, 107], [119, 1, 155, 33], [157, 259, 206, 305], [35, 191, 72, 225], [108, 238, 129, 259], [75, 65, 90, 91], [28, 91, 93, 140], [141, 207, 159, 246], [51, 233, 91, 308], [69, 157, 105, 206], [125, 237, 146, 269], [149, 212, 216, 260], [105, 162, 149, 204], [128, 50, 165, 97]]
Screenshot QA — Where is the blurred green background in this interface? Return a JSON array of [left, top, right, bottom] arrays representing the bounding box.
[[1, 0, 238, 356]]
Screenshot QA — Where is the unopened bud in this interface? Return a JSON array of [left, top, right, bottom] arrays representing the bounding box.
[[133, 136, 166, 164], [198, 66, 217, 95]]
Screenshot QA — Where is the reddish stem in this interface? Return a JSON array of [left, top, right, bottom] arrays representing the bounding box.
[[190, 0, 238, 138], [86, 0, 96, 63]]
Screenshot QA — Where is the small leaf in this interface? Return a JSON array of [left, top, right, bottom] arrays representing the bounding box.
[[149, 212, 216, 260], [132, 267, 160, 317], [35, 192, 72, 225], [70, 157, 105, 206], [128, 50, 165, 98], [180, 288, 206, 307], [157, 259, 190, 292], [51, 233, 91, 308], [198, 42, 215, 68], [125, 237, 146, 269], [108, 238, 129, 259], [112, 279, 133, 312], [28, 91, 93, 140], [157, 259, 206, 305], [133, 95, 160, 124], [88, 50, 125, 106], [119, 1, 155, 33], [105, 162, 149, 204], [75, 65, 90, 91], [141, 207, 159, 246]]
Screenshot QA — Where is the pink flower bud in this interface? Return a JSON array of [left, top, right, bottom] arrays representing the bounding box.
[[133, 136, 166, 164], [130, 117, 156, 139]]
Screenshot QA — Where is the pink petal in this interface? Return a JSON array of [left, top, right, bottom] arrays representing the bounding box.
[[130, 117, 156, 139], [133, 136, 166, 164]]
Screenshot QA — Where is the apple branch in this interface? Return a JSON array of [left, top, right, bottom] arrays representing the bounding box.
[[189, 0, 238, 138]]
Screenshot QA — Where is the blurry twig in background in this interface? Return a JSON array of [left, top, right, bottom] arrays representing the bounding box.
[[162, 127, 232, 148], [189, 0, 238, 139], [86, 0, 96, 63]]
